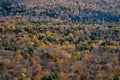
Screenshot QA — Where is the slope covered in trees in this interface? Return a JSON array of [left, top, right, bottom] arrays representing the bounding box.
[[0, 0, 120, 80], [0, 0, 120, 24]]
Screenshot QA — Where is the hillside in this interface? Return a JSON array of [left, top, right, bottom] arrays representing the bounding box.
[[0, 0, 120, 24], [0, 0, 120, 80]]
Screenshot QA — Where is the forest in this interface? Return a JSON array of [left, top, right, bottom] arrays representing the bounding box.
[[0, 0, 120, 80]]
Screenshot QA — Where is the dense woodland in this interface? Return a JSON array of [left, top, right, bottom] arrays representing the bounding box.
[[0, 0, 120, 80], [0, 0, 120, 24]]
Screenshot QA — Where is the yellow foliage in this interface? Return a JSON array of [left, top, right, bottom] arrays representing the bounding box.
[[0, 38, 2, 42], [98, 40, 103, 45], [26, 78, 31, 80], [34, 56, 40, 61], [30, 59, 37, 65], [73, 51, 80, 57], [27, 24, 33, 28], [18, 37, 25, 40], [61, 50, 71, 58], [91, 43, 99, 49], [13, 77, 19, 80], [34, 73, 41, 79], [112, 57, 119, 63], [34, 64, 42, 72], [91, 43, 95, 48], [69, 33, 73, 37], [39, 33, 45, 37], [65, 41, 70, 46], [29, 41, 35, 45], [96, 71, 105, 78], [31, 35, 38, 42], [86, 72, 91, 79], [45, 41, 52, 46], [26, 53, 31, 58], [106, 63, 112, 69], [84, 54, 91, 60], [60, 72, 68, 79], [22, 68, 27, 73], [61, 45, 67, 51], [75, 75, 81, 80], [36, 10, 41, 14], [54, 19, 63, 23], [67, 44, 74, 49], [94, 56, 100, 63], [15, 53, 23, 61], [46, 31, 53, 36], [84, 50, 90, 54], [15, 15, 22, 18], [21, 28, 25, 32], [42, 49, 48, 54], [105, 27, 108, 30], [83, 41, 88, 44], [37, 42, 45, 48], [61, 50, 67, 54], [49, 53, 58, 59], [71, 24, 77, 28], [65, 53, 71, 58], [8, 25, 16, 31], [112, 66, 120, 75], [21, 73, 26, 78], [105, 45, 117, 49]]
